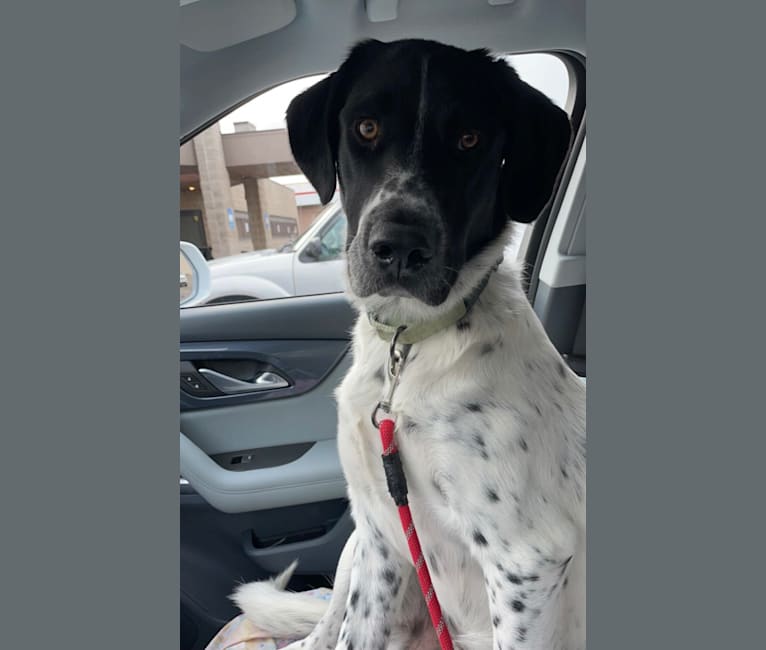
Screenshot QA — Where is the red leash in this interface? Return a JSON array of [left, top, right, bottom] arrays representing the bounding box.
[[368, 264, 503, 649], [378, 416, 454, 650]]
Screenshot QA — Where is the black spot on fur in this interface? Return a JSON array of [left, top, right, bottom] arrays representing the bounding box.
[[427, 552, 440, 576], [517, 626, 528, 642], [563, 577, 569, 588], [486, 487, 500, 502], [506, 572, 523, 585], [492, 615, 501, 627], [349, 590, 359, 609], [457, 318, 471, 331], [382, 568, 396, 584], [526, 574, 539, 582], [373, 367, 384, 382], [560, 465, 569, 479], [472, 433, 490, 460], [533, 403, 542, 416], [473, 530, 488, 546], [511, 599, 526, 612], [480, 343, 494, 355], [519, 437, 528, 452], [466, 402, 483, 413]]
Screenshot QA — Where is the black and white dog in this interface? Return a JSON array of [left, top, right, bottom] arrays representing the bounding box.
[[233, 39, 585, 650]]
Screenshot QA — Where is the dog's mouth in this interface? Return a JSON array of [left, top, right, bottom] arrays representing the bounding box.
[[375, 266, 457, 305], [347, 257, 457, 306]]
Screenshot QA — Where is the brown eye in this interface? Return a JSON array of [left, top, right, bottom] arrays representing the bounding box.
[[458, 130, 480, 150], [356, 118, 380, 141]]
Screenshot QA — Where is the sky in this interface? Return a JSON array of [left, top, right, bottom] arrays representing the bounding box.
[[218, 53, 569, 134]]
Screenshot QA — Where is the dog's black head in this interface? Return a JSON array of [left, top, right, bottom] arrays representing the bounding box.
[[287, 39, 571, 308]]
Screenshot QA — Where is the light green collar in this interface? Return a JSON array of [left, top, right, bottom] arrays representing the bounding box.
[[367, 256, 503, 345]]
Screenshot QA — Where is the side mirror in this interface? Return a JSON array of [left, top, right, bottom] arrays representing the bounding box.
[[301, 236, 323, 262], [180, 241, 212, 307]]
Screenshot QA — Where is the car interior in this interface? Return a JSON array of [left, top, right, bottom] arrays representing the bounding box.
[[179, 1, 585, 648]]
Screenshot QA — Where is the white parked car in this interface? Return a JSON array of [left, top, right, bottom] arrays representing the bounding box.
[[181, 200, 347, 307], [181, 197, 528, 308]]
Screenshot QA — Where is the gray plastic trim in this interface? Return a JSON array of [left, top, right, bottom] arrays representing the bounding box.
[[539, 138, 586, 288], [533, 281, 585, 355], [180, 352, 351, 455], [211, 442, 313, 472], [180, 292, 357, 342], [180, 0, 297, 52], [180, 433, 347, 514]]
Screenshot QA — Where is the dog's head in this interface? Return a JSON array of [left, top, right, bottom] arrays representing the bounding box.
[[287, 39, 571, 311]]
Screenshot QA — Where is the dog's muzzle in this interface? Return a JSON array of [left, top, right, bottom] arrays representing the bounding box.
[[368, 220, 436, 279]]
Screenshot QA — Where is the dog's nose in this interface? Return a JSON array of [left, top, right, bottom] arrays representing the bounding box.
[[369, 227, 434, 271]]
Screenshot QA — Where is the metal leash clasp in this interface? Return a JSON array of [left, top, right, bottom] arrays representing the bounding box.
[[371, 325, 410, 428]]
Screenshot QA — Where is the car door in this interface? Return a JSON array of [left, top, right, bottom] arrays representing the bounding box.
[[180, 294, 357, 650]]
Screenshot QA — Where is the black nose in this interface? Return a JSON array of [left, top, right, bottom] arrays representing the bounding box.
[[369, 226, 434, 272]]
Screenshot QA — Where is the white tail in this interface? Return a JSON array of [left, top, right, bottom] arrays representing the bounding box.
[[229, 561, 329, 638]]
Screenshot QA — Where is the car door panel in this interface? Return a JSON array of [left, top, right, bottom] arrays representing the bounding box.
[[180, 293, 357, 649], [181, 433, 347, 513]]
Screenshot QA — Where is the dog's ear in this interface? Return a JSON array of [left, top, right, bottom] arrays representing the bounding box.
[[286, 39, 384, 204], [499, 66, 572, 224]]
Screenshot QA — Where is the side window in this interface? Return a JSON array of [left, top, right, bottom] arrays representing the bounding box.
[[180, 55, 570, 308]]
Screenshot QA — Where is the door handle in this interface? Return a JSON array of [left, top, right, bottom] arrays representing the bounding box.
[[197, 368, 289, 395]]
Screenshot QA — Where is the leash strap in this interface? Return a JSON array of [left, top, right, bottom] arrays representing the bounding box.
[[378, 417, 454, 650]]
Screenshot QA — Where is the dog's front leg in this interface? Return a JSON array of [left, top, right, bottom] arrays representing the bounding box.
[[473, 535, 576, 650], [335, 516, 412, 650]]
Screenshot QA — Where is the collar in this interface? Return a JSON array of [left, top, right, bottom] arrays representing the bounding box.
[[367, 256, 504, 345]]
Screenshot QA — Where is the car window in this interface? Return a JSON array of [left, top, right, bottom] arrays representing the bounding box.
[[317, 214, 347, 262], [179, 53, 570, 308]]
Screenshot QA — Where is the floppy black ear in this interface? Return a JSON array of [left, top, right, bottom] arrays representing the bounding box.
[[286, 40, 384, 204], [286, 77, 337, 203], [500, 70, 572, 223]]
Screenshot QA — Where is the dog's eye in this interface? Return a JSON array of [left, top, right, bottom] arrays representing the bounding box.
[[458, 130, 480, 151], [356, 118, 380, 142]]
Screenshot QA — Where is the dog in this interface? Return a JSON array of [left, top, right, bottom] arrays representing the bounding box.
[[231, 39, 585, 650]]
